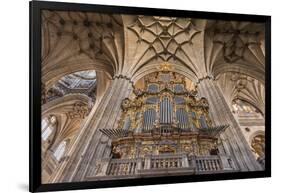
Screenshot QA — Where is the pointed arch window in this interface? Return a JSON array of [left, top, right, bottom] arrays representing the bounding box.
[[54, 141, 67, 161], [59, 70, 96, 89], [42, 127, 52, 141], [232, 99, 261, 114], [41, 116, 57, 141]]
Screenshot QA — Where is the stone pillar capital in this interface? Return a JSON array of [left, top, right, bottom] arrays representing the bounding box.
[[196, 75, 215, 85]]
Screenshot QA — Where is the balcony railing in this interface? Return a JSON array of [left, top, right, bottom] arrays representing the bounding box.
[[104, 154, 236, 177], [193, 156, 222, 172], [151, 156, 183, 169], [106, 158, 139, 176]]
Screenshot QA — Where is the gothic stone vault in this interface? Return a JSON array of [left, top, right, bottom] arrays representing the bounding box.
[[40, 10, 266, 183]]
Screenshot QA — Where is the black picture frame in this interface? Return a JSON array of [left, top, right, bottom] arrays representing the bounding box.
[[29, 1, 271, 192]]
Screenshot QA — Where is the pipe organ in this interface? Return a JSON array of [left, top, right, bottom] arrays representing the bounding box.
[[143, 108, 156, 131], [99, 71, 233, 176], [176, 108, 189, 130], [160, 97, 173, 124]]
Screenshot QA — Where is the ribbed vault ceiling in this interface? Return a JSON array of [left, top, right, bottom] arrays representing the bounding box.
[[216, 72, 265, 115], [204, 20, 265, 82], [41, 11, 266, 111], [42, 10, 124, 88], [126, 16, 201, 77]]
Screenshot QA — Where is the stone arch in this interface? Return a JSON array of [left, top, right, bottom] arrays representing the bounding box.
[[42, 94, 91, 116], [43, 61, 113, 90], [41, 10, 125, 90], [204, 20, 265, 84], [131, 62, 198, 84], [216, 71, 265, 116], [232, 98, 264, 116], [42, 94, 92, 151], [213, 62, 265, 85]]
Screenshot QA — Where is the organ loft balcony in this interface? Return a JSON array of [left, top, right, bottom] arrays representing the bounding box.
[[94, 71, 237, 179]]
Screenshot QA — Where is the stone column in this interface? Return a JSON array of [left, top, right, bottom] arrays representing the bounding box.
[[48, 77, 134, 183], [144, 155, 151, 170], [136, 157, 143, 173], [219, 155, 234, 171], [197, 78, 262, 171], [182, 154, 189, 167], [98, 158, 110, 176]]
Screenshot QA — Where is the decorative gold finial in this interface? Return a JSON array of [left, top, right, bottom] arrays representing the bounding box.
[[158, 62, 173, 72]]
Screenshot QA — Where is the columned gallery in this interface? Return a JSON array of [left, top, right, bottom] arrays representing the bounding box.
[[41, 11, 265, 183]]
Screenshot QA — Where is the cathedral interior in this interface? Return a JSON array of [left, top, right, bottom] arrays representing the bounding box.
[[41, 10, 266, 183]]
